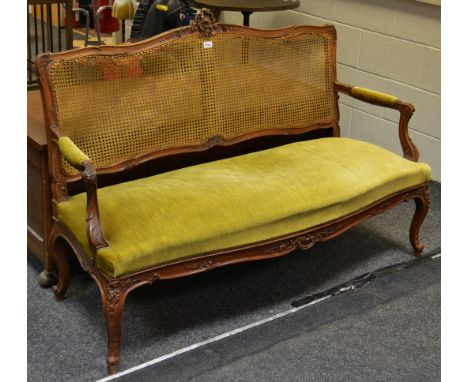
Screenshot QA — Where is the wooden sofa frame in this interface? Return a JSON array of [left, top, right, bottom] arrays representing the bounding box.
[[36, 10, 430, 374]]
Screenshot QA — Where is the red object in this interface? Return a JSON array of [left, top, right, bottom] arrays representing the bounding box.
[[62, 1, 80, 28], [93, 0, 120, 33]]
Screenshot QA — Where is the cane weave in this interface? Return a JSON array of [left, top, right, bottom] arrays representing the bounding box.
[[47, 31, 337, 175]]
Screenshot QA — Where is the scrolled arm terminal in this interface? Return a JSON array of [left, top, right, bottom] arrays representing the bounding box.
[[334, 81, 419, 161], [58, 136, 90, 170]]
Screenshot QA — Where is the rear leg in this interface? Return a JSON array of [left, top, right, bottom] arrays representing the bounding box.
[[410, 186, 431, 256], [48, 229, 71, 301]]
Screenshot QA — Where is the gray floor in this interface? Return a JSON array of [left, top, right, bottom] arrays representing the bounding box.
[[120, 256, 440, 382], [27, 182, 440, 382]]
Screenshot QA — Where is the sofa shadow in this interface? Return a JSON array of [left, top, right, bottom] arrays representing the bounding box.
[[73, 224, 415, 341]]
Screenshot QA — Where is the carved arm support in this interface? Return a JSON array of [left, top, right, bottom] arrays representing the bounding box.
[[57, 137, 109, 252], [334, 81, 419, 161]]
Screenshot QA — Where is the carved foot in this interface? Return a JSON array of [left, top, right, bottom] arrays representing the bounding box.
[[38, 270, 57, 288], [410, 187, 431, 257], [52, 285, 67, 301], [107, 356, 119, 374]]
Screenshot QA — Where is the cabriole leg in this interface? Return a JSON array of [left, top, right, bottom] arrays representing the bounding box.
[[410, 187, 431, 256], [101, 281, 127, 374], [48, 233, 71, 301]]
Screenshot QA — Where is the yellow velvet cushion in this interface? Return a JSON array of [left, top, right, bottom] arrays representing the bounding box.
[[57, 138, 431, 277]]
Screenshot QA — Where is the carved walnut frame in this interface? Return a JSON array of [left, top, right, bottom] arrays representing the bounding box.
[[36, 9, 431, 374]]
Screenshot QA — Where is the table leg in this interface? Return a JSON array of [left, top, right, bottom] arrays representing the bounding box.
[[242, 11, 252, 27]]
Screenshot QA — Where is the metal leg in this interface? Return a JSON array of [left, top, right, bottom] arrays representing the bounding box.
[[96, 5, 113, 45], [73, 8, 90, 47], [242, 11, 252, 27]]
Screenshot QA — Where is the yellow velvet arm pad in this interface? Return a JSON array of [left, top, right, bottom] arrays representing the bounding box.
[[112, 0, 135, 20], [58, 137, 90, 168], [351, 86, 399, 106]]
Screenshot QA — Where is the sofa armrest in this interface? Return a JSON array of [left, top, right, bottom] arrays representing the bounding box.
[[57, 137, 108, 252], [334, 81, 419, 161], [58, 137, 90, 170]]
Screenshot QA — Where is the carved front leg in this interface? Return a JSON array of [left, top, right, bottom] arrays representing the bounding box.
[[101, 280, 128, 374], [410, 186, 431, 256]]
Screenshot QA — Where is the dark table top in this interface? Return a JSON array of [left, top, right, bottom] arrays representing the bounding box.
[[192, 0, 300, 13]]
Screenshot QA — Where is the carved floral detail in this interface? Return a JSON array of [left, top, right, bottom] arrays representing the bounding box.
[[105, 276, 142, 318], [82, 161, 97, 182], [422, 187, 431, 207], [145, 272, 161, 285], [185, 260, 216, 271], [191, 8, 217, 38], [271, 226, 340, 253], [203, 135, 224, 148], [38, 53, 52, 80], [105, 284, 121, 319]]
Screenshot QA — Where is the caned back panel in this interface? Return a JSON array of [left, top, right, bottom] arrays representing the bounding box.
[[46, 28, 337, 175]]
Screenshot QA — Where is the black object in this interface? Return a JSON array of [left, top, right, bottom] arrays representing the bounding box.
[[243, 11, 252, 27], [79, 0, 94, 28], [130, 0, 153, 39], [291, 249, 441, 308], [130, 0, 193, 40]]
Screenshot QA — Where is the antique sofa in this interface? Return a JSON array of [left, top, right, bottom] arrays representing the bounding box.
[[36, 9, 431, 374]]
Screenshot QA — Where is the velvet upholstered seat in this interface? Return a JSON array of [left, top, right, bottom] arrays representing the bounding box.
[[57, 137, 431, 277]]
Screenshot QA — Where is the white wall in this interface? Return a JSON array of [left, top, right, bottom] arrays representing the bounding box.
[[221, 0, 441, 181]]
